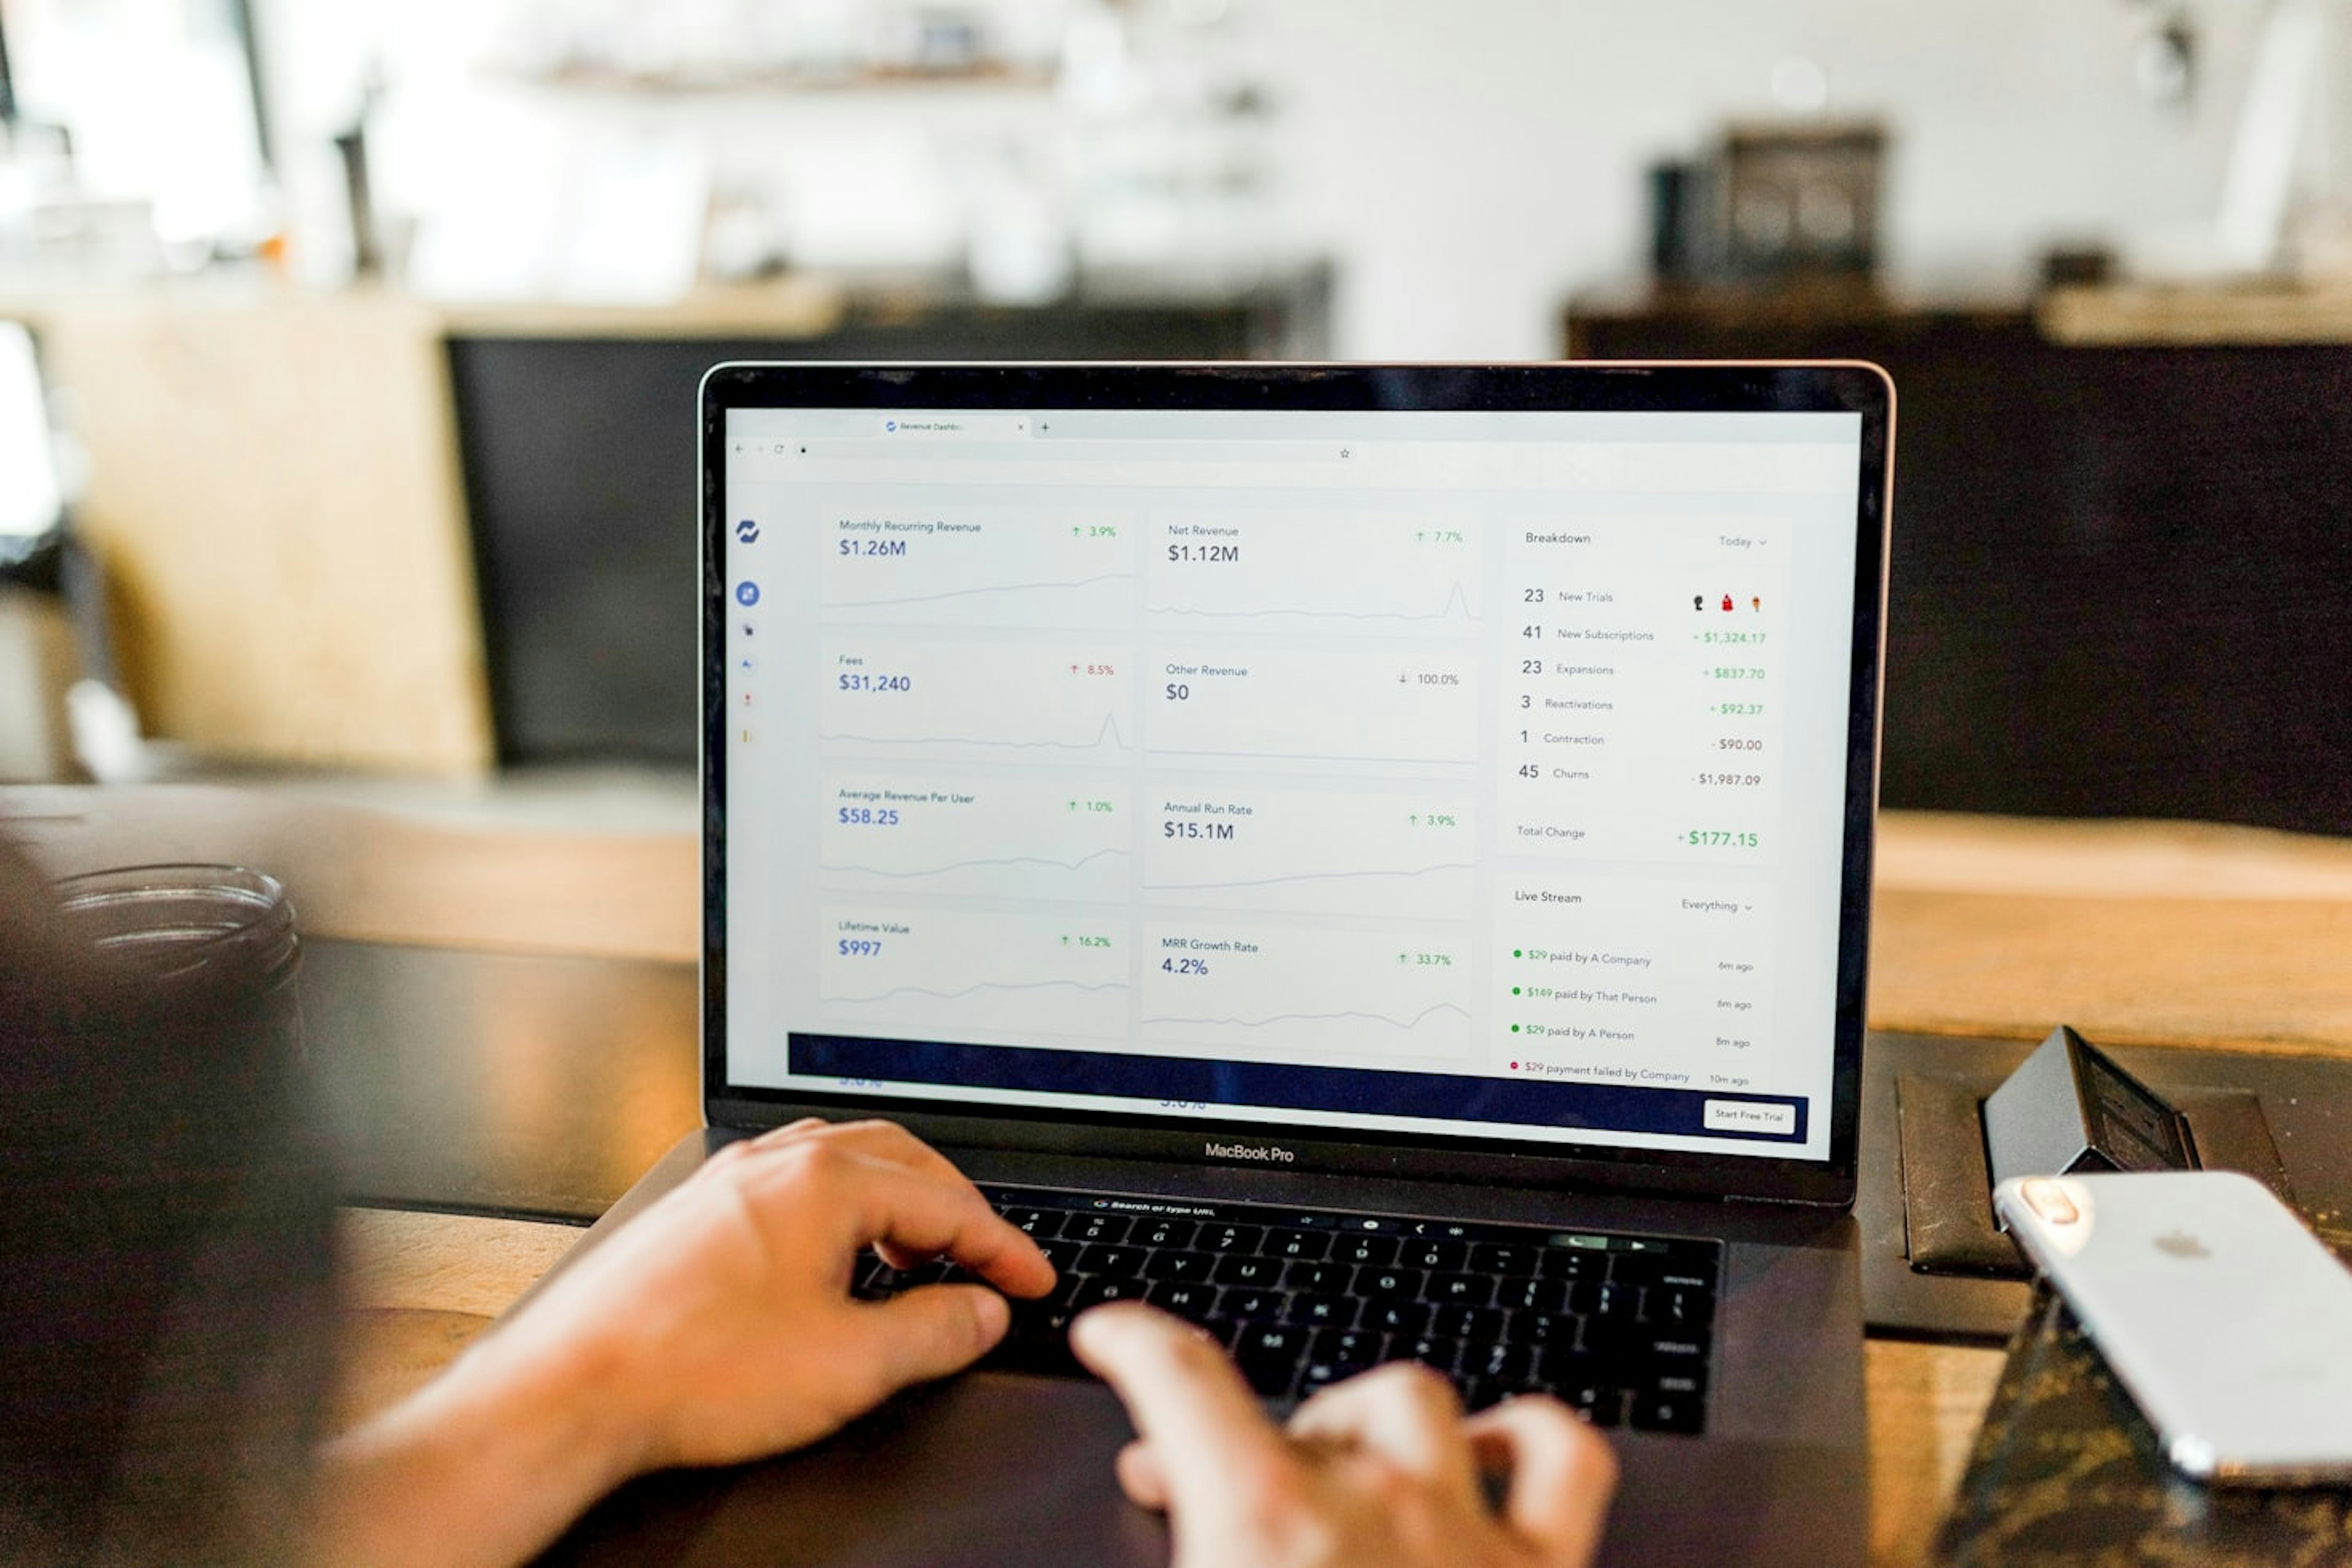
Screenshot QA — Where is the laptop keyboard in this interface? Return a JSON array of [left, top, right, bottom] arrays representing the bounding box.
[[850, 1184, 1718, 1434]]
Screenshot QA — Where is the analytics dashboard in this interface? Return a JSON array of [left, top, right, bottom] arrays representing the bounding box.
[[721, 405, 1868, 1161]]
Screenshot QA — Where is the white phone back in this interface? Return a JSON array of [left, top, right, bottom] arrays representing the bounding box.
[[1993, 1169, 2352, 1484]]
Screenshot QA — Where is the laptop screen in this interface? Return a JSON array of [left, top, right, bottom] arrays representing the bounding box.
[[711, 369, 1883, 1174]]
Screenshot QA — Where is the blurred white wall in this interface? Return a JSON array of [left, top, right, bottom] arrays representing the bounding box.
[[257, 0, 2263, 357]]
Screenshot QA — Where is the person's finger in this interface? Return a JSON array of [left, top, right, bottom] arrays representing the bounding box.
[[769, 1118, 971, 1186], [750, 1144, 1054, 1298], [1071, 1304, 1295, 1525], [1286, 1362, 1479, 1504], [1114, 1438, 1170, 1511], [842, 1284, 1011, 1398], [1463, 1396, 1618, 1566], [747, 1117, 831, 1149]]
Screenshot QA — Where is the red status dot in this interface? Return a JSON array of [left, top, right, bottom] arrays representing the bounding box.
[[1510, 1061, 1520, 1070]]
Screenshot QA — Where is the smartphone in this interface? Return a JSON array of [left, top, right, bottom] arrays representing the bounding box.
[[1993, 1169, 2352, 1485]]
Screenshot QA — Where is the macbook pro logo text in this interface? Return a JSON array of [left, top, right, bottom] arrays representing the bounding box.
[[1205, 1140, 1295, 1164]]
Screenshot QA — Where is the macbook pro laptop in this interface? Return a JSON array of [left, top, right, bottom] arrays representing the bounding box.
[[543, 361, 1893, 1567]]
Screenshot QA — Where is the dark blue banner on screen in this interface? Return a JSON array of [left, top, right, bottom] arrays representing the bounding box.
[[788, 1033, 1807, 1144]]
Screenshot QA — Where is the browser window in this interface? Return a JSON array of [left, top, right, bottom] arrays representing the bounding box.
[[722, 405, 1863, 1162]]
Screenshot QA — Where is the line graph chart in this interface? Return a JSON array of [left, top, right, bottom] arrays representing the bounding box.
[[821, 775, 1132, 902], [1145, 788, 1477, 918], [1140, 924, 1475, 1061], [824, 510, 1136, 628], [821, 907, 1129, 1039], [821, 641, 1135, 758], [1147, 514, 1482, 638]]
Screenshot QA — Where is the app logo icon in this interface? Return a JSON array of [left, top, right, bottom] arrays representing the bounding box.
[[735, 519, 760, 543], [736, 581, 761, 607], [886, 420, 899, 432]]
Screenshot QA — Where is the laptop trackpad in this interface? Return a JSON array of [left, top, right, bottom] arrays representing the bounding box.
[[539, 1371, 1163, 1567]]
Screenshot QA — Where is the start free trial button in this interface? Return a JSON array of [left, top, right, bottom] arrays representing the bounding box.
[[1702, 1098, 1797, 1136]]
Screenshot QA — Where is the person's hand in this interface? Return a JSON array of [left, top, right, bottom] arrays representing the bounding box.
[[1072, 1303, 1616, 1568], [316, 1119, 1053, 1568], [505, 1117, 1057, 1474]]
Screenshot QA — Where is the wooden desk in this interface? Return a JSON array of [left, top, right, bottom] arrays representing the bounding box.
[[9, 787, 2342, 1566]]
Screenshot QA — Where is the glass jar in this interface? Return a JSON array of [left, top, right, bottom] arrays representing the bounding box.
[[52, 863, 302, 1058]]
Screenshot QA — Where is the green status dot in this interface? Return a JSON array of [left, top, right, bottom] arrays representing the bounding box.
[[1512, 948, 1523, 958], [1510, 1025, 1521, 1034], [1512, 987, 1521, 995]]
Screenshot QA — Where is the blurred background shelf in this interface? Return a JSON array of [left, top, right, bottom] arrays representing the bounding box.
[[1567, 287, 2352, 837]]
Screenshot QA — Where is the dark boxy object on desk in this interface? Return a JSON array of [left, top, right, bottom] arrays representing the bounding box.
[[1982, 1025, 2192, 1189], [1934, 1287, 2352, 1566], [0, 856, 337, 1565]]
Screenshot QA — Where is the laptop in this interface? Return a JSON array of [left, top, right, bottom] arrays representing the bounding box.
[[543, 361, 1893, 1567]]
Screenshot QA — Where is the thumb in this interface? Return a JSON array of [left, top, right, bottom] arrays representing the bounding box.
[[852, 1284, 1012, 1394]]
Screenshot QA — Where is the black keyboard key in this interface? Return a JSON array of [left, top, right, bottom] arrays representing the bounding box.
[[1268, 1229, 1330, 1262], [1362, 1267, 1425, 1299], [1631, 1390, 1706, 1434], [1132, 1218, 1196, 1250], [1642, 1286, 1713, 1328], [1033, 1238, 1082, 1275], [1611, 1254, 1718, 1292], [1569, 1279, 1641, 1320], [1314, 1327, 1389, 1364], [1399, 1238, 1465, 1271], [1070, 1276, 1147, 1310], [1075, 1243, 1145, 1277], [1466, 1341, 1537, 1384], [1212, 1254, 1285, 1288], [1567, 1384, 1627, 1428], [1234, 1325, 1310, 1396], [992, 1304, 1081, 1376], [1283, 1295, 1355, 1330], [1332, 1234, 1398, 1268], [1578, 1316, 1640, 1359], [1222, 1289, 1284, 1323], [1006, 1208, 1065, 1238], [1469, 1243, 1534, 1275], [1283, 1261, 1352, 1294], [1640, 1331, 1713, 1365], [1427, 1273, 1493, 1307], [1400, 1335, 1461, 1373], [1646, 1369, 1708, 1398], [1537, 1247, 1611, 1282], [1145, 1281, 1221, 1321], [1066, 1213, 1131, 1245], [1047, 1273, 1091, 1311], [1365, 1300, 1431, 1335], [1142, 1250, 1212, 1283], [1500, 1310, 1575, 1346], [1496, 1276, 1569, 1315], [1432, 1305, 1502, 1343], [1200, 1223, 1264, 1254]]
